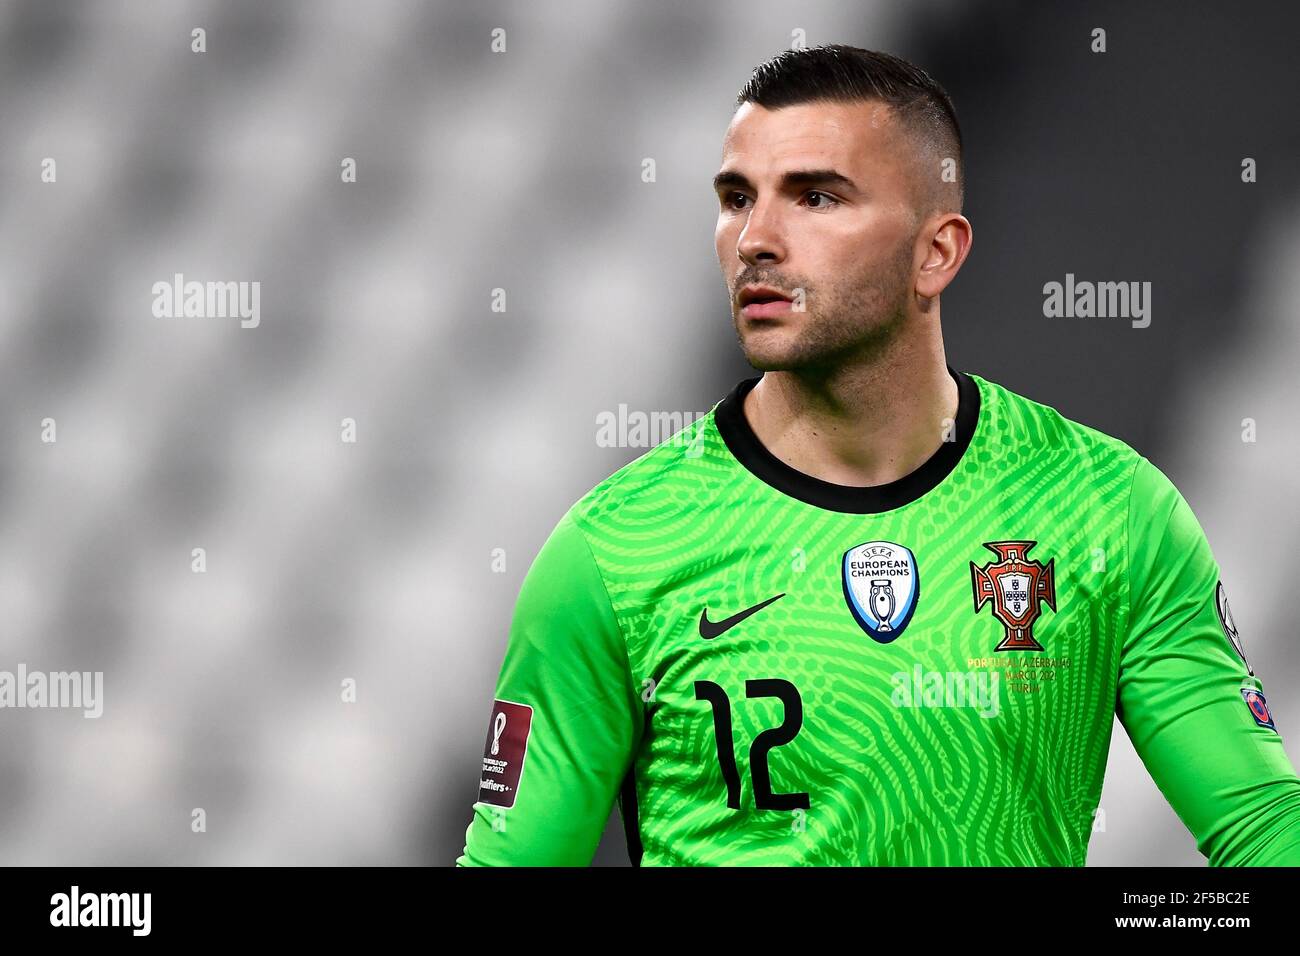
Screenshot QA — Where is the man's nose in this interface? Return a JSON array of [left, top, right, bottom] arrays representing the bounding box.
[[737, 200, 786, 265]]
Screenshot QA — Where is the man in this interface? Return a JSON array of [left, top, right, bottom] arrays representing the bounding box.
[[457, 45, 1300, 865]]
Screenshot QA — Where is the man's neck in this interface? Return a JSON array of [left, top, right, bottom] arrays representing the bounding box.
[[741, 344, 959, 489]]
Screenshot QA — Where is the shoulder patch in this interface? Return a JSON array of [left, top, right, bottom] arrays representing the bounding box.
[[1216, 580, 1253, 675], [476, 699, 534, 809], [1241, 688, 1276, 731]]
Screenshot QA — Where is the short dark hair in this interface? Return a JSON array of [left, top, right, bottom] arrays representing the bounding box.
[[735, 45, 964, 214]]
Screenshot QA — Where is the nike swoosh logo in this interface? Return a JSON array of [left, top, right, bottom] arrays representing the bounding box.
[[699, 593, 786, 639]]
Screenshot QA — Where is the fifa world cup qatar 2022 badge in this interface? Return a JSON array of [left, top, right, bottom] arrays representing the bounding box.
[[970, 540, 1057, 652], [841, 541, 920, 643], [476, 699, 533, 809]]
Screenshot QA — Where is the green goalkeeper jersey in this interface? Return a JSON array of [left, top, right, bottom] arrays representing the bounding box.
[[456, 366, 1300, 866]]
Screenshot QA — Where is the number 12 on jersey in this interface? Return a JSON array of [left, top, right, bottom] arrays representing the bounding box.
[[694, 678, 811, 811]]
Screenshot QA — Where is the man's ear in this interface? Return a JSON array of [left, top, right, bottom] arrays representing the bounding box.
[[916, 213, 973, 301]]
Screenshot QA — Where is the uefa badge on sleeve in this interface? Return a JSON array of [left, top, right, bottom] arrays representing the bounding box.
[[1241, 688, 1277, 732], [1216, 580, 1253, 676]]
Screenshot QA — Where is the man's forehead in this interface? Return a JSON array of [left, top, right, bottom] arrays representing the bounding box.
[[719, 99, 900, 167]]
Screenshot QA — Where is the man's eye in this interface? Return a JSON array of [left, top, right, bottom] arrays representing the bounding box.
[[804, 190, 839, 209], [726, 193, 752, 210]]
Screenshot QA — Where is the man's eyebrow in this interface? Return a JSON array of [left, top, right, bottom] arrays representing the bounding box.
[[712, 168, 859, 193]]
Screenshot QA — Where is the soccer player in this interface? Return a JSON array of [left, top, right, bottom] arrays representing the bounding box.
[[456, 45, 1300, 866]]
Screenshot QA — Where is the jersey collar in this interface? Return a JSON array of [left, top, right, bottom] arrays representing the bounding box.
[[713, 365, 981, 514]]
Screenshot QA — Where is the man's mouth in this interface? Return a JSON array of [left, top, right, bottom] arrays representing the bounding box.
[[738, 285, 795, 319]]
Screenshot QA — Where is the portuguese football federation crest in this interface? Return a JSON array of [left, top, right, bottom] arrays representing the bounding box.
[[971, 540, 1057, 652]]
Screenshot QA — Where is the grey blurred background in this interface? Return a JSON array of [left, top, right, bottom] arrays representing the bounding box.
[[0, 0, 1295, 865]]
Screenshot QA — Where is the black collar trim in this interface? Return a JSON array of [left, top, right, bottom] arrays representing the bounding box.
[[713, 366, 981, 514]]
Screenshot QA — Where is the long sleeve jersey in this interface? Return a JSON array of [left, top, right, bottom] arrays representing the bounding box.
[[457, 367, 1300, 865]]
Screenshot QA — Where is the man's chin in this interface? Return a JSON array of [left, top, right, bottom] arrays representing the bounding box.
[[738, 327, 799, 371], [740, 338, 867, 374], [740, 348, 809, 373]]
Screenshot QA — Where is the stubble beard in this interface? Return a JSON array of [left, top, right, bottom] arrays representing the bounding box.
[[734, 239, 915, 375]]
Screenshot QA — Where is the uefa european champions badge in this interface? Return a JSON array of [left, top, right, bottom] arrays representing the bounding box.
[[842, 541, 920, 643]]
